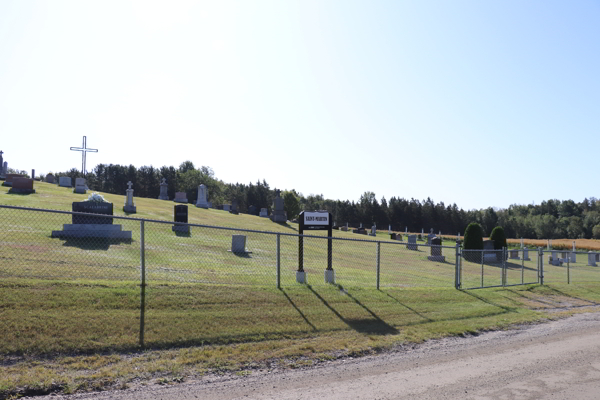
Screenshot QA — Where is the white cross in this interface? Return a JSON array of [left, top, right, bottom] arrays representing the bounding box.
[[127, 181, 133, 190], [70, 136, 98, 174]]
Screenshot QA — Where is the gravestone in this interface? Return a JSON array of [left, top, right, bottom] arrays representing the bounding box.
[[352, 227, 367, 235], [52, 200, 131, 239], [369, 225, 377, 236], [405, 227, 408, 233], [123, 181, 136, 213], [230, 200, 239, 214], [248, 205, 257, 215], [3, 174, 24, 187], [3, 162, 7, 176], [388, 225, 392, 233], [588, 252, 597, 267], [174, 192, 188, 203], [9, 177, 35, 194], [390, 233, 397, 240], [172, 205, 189, 233], [74, 178, 87, 194], [427, 237, 445, 262], [223, 204, 231, 212], [158, 178, 169, 200], [270, 190, 287, 222], [341, 222, 348, 232], [509, 249, 519, 260], [259, 208, 269, 218], [59, 176, 72, 187], [195, 184, 209, 208], [395, 233, 402, 241], [571, 251, 576, 263], [407, 235, 418, 250], [229, 235, 250, 254], [597, 253, 600, 262], [483, 240, 496, 262], [0, 151, 3, 178], [45, 174, 55, 184], [31, 169, 35, 180], [523, 247, 531, 261]]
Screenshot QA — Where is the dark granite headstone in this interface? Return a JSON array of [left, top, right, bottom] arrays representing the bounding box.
[[174, 205, 188, 224], [173, 205, 190, 233], [230, 200, 239, 214], [72, 201, 113, 225], [390, 233, 397, 240], [430, 237, 442, 256], [3, 174, 24, 187], [248, 205, 257, 215]]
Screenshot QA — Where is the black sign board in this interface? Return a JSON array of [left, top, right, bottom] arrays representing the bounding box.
[[72, 201, 113, 225], [174, 205, 188, 224]]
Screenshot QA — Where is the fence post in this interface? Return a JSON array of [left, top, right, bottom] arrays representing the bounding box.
[[567, 253, 570, 285], [139, 220, 146, 347], [376, 242, 381, 290], [455, 243, 461, 289], [539, 248, 544, 285], [502, 247, 506, 286], [276, 234, 281, 289]]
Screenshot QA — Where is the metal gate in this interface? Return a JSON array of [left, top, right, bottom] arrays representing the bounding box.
[[458, 248, 540, 289]]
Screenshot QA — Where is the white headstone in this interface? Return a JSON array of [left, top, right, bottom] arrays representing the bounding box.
[[195, 184, 209, 208], [520, 238, 524, 248], [388, 224, 391, 233], [588, 252, 597, 267], [123, 181, 136, 213], [405, 227, 408, 233]]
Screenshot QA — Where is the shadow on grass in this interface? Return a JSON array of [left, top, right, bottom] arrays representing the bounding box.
[[383, 292, 433, 323], [307, 285, 398, 335], [280, 288, 317, 331], [274, 222, 298, 232], [459, 290, 516, 313], [59, 237, 132, 250], [532, 286, 600, 306]]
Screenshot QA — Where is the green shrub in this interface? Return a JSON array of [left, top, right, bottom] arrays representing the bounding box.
[[463, 222, 484, 263], [489, 226, 507, 250], [463, 222, 484, 250], [593, 224, 600, 239]]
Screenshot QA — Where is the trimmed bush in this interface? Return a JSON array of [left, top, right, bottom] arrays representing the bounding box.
[[463, 222, 484, 250], [489, 226, 507, 250], [463, 222, 484, 263]]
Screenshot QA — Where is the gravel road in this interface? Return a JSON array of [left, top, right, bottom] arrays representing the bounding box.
[[30, 311, 600, 400]]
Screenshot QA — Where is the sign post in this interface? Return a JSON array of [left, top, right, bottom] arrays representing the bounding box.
[[298, 211, 334, 284]]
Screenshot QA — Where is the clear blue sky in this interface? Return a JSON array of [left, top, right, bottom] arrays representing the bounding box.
[[1, 0, 598, 210]]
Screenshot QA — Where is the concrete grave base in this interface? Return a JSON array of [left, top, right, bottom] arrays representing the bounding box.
[[74, 188, 87, 194], [324, 269, 335, 284], [172, 225, 190, 233], [123, 205, 137, 213], [8, 188, 35, 194], [296, 271, 306, 284], [427, 255, 446, 262], [52, 224, 132, 239]]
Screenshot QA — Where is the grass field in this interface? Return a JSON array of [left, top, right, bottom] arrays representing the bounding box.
[[2, 182, 600, 397]]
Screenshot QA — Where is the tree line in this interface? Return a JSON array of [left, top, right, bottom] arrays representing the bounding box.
[[50, 162, 600, 240]]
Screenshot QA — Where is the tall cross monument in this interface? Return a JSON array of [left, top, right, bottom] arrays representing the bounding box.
[[70, 136, 98, 175]]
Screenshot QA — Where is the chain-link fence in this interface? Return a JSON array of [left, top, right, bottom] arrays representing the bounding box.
[[3, 204, 600, 350]]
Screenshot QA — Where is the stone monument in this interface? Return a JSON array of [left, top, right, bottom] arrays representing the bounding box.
[[369, 225, 377, 236], [259, 208, 269, 218], [427, 237, 445, 262], [509, 249, 519, 260], [248, 205, 257, 215], [123, 181, 136, 213], [59, 176, 72, 187], [588, 252, 597, 267], [74, 178, 87, 194], [229, 235, 250, 254], [270, 190, 287, 222], [158, 178, 169, 200], [0, 150, 4, 179], [407, 235, 418, 250], [523, 247, 531, 261], [52, 196, 132, 239], [172, 205, 190, 233], [45, 174, 55, 184], [3, 174, 24, 187], [230, 200, 239, 214], [195, 184, 209, 208], [223, 204, 231, 212], [174, 192, 188, 203], [8, 177, 35, 194]]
